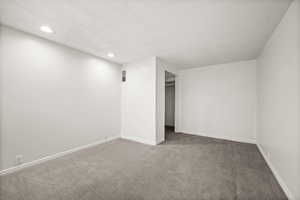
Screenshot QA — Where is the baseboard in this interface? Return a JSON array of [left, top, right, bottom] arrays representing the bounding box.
[[178, 130, 256, 144], [121, 135, 156, 146], [0, 135, 120, 176], [155, 138, 165, 145], [257, 144, 295, 200]]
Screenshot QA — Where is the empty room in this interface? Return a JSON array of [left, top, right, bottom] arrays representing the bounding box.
[[0, 0, 299, 199]]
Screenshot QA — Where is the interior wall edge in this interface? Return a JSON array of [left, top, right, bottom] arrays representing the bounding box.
[[256, 0, 300, 198], [177, 130, 256, 144], [257, 144, 295, 200], [0, 134, 120, 176], [176, 59, 257, 144], [0, 25, 4, 171], [121, 135, 157, 146], [1, 26, 122, 170], [0, 24, 121, 66]]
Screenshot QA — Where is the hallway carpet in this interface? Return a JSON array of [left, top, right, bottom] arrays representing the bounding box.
[[0, 132, 287, 200]]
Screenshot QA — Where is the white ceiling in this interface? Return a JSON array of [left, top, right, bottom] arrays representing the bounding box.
[[0, 0, 291, 69]]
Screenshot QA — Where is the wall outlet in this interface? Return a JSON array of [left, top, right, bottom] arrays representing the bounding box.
[[15, 155, 23, 165], [266, 150, 270, 159], [264, 148, 270, 159]]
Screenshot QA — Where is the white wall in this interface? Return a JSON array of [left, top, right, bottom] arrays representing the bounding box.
[[0, 26, 121, 171], [121, 57, 157, 145], [121, 57, 178, 145], [257, 0, 300, 199], [165, 86, 175, 126], [177, 60, 257, 143], [0, 26, 4, 171]]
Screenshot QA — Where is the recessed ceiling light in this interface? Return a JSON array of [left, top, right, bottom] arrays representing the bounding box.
[[40, 25, 54, 33], [107, 52, 115, 58]]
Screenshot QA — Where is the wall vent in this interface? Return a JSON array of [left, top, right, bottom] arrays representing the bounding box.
[[122, 70, 126, 82]]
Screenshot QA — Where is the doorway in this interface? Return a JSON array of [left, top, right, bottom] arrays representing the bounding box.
[[165, 71, 175, 140]]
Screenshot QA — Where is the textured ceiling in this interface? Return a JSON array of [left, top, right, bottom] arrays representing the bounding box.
[[0, 0, 291, 68]]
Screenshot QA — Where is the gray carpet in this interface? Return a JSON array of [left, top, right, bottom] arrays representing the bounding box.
[[0, 130, 287, 200]]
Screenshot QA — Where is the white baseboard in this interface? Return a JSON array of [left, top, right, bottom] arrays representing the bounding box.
[[1, 133, 294, 200], [178, 131, 294, 199], [121, 135, 156, 146], [257, 144, 295, 200], [155, 138, 165, 145], [0, 135, 120, 176], [178, 130, 256, 144]]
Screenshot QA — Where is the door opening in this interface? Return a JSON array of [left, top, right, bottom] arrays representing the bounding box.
[[165, 71, 175, 140]]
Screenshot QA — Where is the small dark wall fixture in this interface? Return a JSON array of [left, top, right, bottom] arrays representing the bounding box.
[[122, 70, 126, 82]]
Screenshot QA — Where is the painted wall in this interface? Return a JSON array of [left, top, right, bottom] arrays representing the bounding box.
[[121, 57, 157, 145], [0, 26, 121, 170], [257, 0, 300, 199], [177, 60, 257, 143], [165, 86, 175, 126], [0, 26, 3, 171]]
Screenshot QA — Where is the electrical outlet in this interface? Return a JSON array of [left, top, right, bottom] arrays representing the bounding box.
[[15, 155, 23, 165], [266, 151, 270, 158]]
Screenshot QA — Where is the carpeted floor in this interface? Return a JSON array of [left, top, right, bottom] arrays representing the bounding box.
[[0, 129, 287, 200]]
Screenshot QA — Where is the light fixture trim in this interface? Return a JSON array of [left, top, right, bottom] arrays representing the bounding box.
[[107, 52, 115, 58], [40, 25, 54, 33]]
